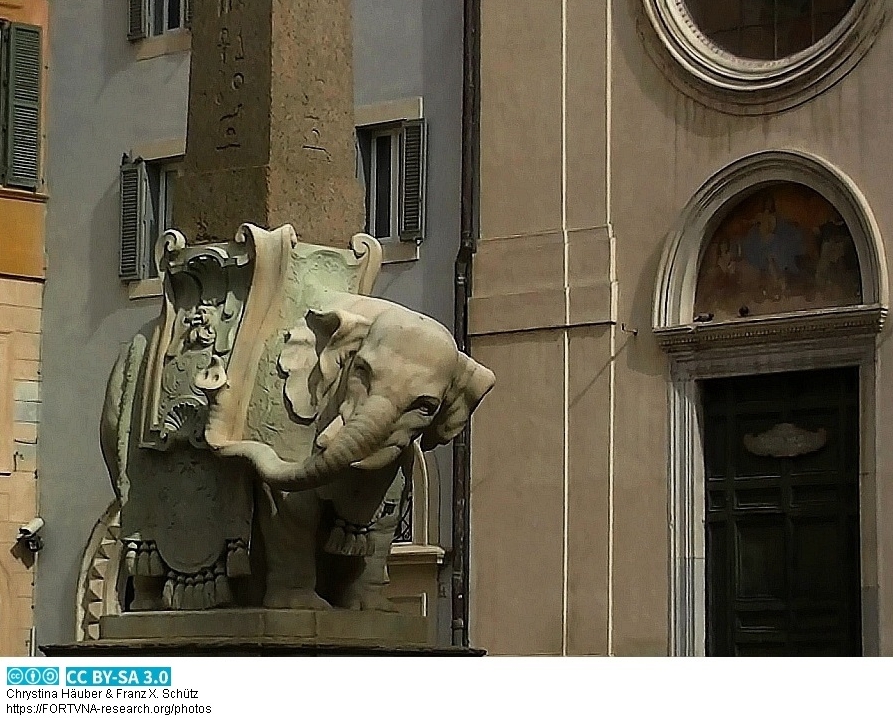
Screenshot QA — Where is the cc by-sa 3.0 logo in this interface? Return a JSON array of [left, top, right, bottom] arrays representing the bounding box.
[[6, 667, 60, 686]]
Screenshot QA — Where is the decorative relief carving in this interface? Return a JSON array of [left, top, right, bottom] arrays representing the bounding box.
[[140, 230, 249, 450], [744, 423, 829, 458]]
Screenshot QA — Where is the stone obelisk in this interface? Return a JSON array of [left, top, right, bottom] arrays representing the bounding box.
[[175, 0, 364, 247]]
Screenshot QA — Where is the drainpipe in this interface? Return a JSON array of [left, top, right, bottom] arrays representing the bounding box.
[[452, 0, 480, 648]]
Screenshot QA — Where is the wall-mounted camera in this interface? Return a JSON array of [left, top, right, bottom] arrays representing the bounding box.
[[17, 517, 44, 552]]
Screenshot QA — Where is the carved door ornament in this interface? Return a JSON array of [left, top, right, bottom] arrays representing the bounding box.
[[743, 422, 828, 458]]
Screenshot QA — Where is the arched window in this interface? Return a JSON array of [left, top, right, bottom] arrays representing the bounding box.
[[653, 150, 887, 349]]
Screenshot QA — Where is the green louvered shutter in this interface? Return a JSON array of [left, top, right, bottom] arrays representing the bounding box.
[[128, 0, 149, 40], [5, 24, 41, 190], [399, 119, 426, 241], [185, 0, 193, 29], [119, 157, 147, 280]]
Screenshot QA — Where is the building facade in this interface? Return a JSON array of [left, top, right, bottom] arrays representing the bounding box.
[[469, 0, 893, 655], [0, 0, 47, 657], [36, 0, 462, 648]]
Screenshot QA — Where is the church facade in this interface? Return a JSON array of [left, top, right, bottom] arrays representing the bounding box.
[[469, 0, 893, 656]]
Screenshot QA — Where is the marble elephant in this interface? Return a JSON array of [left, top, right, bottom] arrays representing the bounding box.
[[216, 293, 496, 609], [99, 225, 494, 612]]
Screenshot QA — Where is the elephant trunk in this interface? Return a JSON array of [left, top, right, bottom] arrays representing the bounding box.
[[214, 396, 399, 491]]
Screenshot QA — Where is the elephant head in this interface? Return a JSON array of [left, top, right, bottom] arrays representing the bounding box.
[[216, 305, 495, 490]]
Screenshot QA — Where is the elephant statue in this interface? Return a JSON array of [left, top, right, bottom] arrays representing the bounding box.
[[99, 224, 494, 612]]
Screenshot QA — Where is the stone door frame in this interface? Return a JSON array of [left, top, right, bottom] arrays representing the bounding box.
[[667, 337, 880, 655], [653, 150, 889, 655]]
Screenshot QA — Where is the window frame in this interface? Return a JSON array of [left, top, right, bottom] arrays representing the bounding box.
[[119, 152, 183, 289], [150, 0, 188, 38], [0, 20, 42, 191], [364, 124, 401, 243], [640, 0, 887, 114], [129, 0, 191, 41], [357, 118, 427, 247]]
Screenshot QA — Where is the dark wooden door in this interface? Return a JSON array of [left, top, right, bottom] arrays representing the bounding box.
[[701, 368, 862, 656]]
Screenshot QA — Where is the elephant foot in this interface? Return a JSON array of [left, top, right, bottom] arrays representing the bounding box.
[[339, 589, 400, 613], [130, 596, 165, 611], [263, 588, 332, 611]]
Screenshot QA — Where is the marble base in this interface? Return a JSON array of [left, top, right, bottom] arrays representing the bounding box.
[[98, 608, 427, 646], [41, 640, 484, 657], [41, 608, 458, 656]]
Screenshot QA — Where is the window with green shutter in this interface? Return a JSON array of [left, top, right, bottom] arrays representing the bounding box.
[[119, 154, 182, 281], [357, 119, 427, 244], [1, 22, 41, 190]]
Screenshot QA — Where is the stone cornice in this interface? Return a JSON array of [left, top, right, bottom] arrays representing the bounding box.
[[655, 304, 886, 353]]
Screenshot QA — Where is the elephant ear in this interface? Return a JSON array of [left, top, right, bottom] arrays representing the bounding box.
[[307, 308, 372, 411], [279, 318, 318, 421], [421, 352, 495, 451], [280, 309, 372, 421]]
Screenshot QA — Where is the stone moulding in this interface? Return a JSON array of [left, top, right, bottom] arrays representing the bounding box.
[[639, 0, 888, 114], [654, 304, 887, 353]]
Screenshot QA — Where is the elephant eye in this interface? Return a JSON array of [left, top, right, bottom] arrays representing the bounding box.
[[411, 396, 440, 416], [352, 358, 372, 385]]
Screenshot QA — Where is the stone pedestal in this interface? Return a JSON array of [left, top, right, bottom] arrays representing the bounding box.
[[100, 609, 427, 646], [42, 609, 481, 657]]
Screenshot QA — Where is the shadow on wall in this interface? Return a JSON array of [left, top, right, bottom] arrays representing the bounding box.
[[626, 241, 672, 377], [88, 179, 135, 339], [100, 0, 143, 90]]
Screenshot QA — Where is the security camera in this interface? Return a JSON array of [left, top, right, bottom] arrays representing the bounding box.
[[17, 517, 44, 552]]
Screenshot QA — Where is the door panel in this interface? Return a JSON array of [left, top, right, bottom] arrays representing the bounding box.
[[702, 368, 862, 656]]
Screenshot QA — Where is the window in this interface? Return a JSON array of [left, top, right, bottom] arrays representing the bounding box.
[[0, 22, 41, 190], [641, 1, 883, 114], [685, 0, 854, 60], [119, 155, 181, 281], [128, 0, 191, 40], [357, 120, 426, 243]]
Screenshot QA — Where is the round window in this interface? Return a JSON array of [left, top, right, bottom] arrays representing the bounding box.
[[685, 1, 855, 61], [641, 0, 885, 114]]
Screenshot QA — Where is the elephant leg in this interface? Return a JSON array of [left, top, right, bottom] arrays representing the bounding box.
[[256, 483, 331, 610], [130, 576, 165, 611], [329, 474, 405, 612]]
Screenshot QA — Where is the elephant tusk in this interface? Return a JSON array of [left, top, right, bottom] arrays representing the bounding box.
[[315, 414, 344, 450], [350, 445, 403, 471]]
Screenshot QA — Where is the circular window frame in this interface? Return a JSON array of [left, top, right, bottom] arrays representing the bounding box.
[[641, 0, 887, 114]]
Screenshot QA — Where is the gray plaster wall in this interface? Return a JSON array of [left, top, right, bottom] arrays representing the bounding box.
[[37, 0, 462, 646]]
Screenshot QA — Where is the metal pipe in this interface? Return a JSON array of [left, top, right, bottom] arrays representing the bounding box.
[[451, 0, 480, 648]]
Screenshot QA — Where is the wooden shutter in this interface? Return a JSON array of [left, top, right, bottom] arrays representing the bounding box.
[[4, 24, 41, 190], [120, 157, 148, 280], [399, 119, 426, 241], [184, 0, 193, 29], [128, 0, 149, 41]]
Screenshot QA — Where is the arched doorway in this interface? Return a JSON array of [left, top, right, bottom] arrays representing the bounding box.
[[653, 151, 888, 656]]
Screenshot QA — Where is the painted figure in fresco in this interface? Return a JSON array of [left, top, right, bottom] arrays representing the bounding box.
[[694, 184, 862, 320]]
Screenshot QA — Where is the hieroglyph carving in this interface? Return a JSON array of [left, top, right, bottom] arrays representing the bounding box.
[[214, 2, 247, 152]]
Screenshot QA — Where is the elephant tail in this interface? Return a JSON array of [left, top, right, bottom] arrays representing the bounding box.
[[100, 334, 146, 504]]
